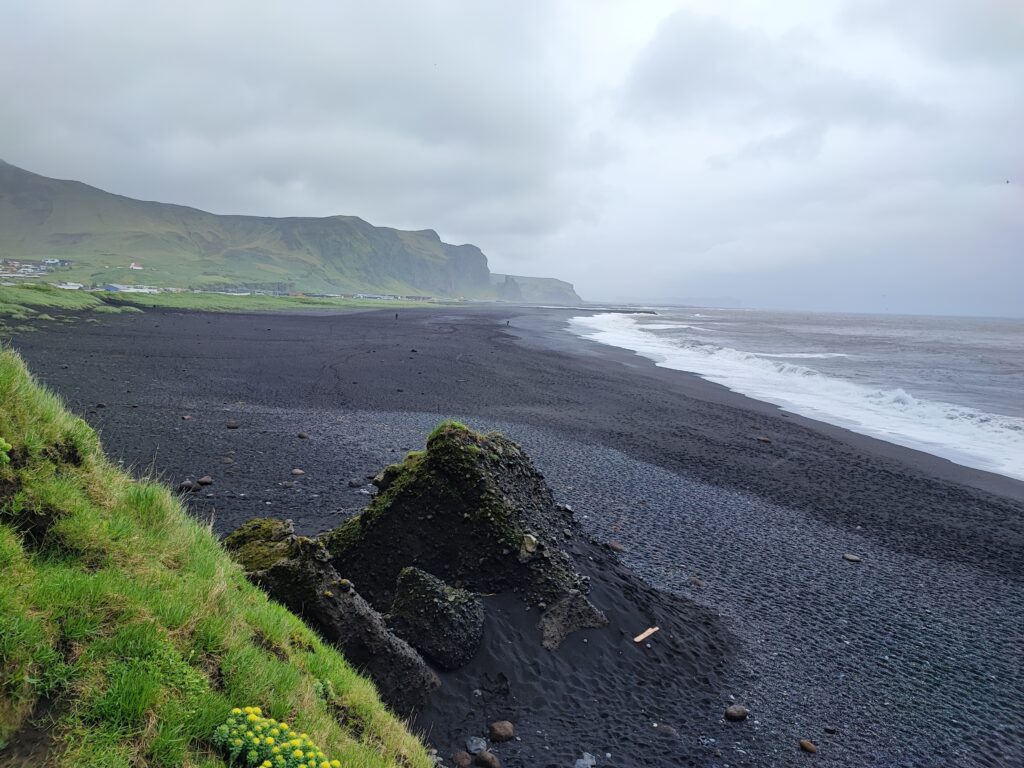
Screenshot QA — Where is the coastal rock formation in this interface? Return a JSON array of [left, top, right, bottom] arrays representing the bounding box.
[[388, 567, 485, 671], [321, 421, 589, 610], [223, 518, 439, 716]]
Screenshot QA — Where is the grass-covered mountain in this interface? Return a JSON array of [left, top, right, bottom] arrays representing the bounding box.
[[0, 161, 581, 303]]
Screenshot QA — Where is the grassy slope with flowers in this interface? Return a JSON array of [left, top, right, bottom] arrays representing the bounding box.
[[0, 347, 431, 768]]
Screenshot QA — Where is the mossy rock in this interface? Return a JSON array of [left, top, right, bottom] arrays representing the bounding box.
[[320, 423, 584, 610], [388, 567, 484, 671], [222, 517, 294, 571]]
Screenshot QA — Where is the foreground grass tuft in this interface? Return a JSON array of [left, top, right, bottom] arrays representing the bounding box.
[[0, 347, 430, 768]]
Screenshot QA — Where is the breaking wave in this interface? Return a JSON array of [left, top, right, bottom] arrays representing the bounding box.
[[569, 313, 1024, 481]]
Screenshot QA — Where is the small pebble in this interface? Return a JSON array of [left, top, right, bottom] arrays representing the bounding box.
[[291, 468, 305, 476], [800, 739, 818, 753], [842, 553, 862, 563]]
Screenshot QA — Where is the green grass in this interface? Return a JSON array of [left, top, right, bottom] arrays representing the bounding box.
[[0, 283, 445, 324], [111, 292, 426, 313], [426, 420, 469, 444], [0, 284, 105, 319], [0, 347, 430, 768]]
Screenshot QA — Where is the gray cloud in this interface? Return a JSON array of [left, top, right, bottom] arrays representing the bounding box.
[[625, 11, 931, 123], [2, 2, 586, 235], [843, 0, 1024, 66], [1, 1, 1021, 316]]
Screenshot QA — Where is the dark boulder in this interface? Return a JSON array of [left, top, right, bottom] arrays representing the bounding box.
[[388, 567, 484, 670], [223, 518, 439, 716], [321, 422, 586, 610]]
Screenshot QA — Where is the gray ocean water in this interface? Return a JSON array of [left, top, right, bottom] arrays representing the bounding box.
[[569, 308, 1024, 481]]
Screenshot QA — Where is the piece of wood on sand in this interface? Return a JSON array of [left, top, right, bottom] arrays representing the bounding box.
[[633, 626, 660, 643]]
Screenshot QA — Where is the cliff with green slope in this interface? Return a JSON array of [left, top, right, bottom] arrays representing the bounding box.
[[0, 347, 430, 768], [0, 161, 581, 303]]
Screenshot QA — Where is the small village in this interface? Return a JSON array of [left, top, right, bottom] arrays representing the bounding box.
[[0, 257, 72, 279]]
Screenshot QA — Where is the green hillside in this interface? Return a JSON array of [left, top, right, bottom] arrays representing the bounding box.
[[0, 161, 581, 303], [0, 347, 431, 767]]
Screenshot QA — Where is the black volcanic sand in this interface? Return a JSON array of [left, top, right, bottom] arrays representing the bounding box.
[[9, 307, 1024, 768], [420, 542, 733, 768]]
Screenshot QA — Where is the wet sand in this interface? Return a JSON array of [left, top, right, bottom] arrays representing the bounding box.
[[9, 306, 1024, 766]]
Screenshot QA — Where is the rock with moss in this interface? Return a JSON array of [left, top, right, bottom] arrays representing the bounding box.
[[223, 518, 439, 716], [388, 567, 484, 670], [222, 517, 294, 571], [321, 422, 598, 641]]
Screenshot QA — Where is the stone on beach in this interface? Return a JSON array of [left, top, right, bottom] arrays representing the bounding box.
[[724, 704, 749, 721], [291, 468, 305, 476], [225, 420, 240, 429], [842, 553, 862, 563], [465, 736, 487, 755], [196, 475, 213, 486], [474, 751, 501, 768], [488, 720, 515, 742], [452, 751, 472, 768], [800, 739, 818, 753]]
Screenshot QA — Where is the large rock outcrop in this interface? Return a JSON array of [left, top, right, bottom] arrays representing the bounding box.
[[320, 422, 590, 609], [223, 518, 439, 716]]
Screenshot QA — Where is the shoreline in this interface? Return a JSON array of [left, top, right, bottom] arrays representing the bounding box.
[[8, 305, 1024, 766], [518, 307, 1024, 501]]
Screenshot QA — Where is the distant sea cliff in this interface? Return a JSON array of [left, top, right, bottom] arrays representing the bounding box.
[[0, 160, 581, 304]]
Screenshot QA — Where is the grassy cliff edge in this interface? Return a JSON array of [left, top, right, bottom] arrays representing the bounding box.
[[0, 347, 430, 768]]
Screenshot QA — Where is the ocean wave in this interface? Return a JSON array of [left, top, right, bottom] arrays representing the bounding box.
[[568, 313, 1024, 481], [754, 352, 850, 359], [642, 323, 717, 332]]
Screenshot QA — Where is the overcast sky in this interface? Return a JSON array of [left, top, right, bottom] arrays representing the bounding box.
[[2, 1, 1022, 315]]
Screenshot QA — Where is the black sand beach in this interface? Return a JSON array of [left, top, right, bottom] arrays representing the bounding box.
[[10, 306, 1024, 767]]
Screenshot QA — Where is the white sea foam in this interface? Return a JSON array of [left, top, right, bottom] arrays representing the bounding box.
[[754, 352, 850, 359], [569, 313, 1024, 481], [643, 323, 717, 332]]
